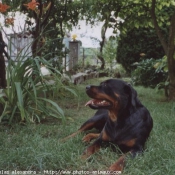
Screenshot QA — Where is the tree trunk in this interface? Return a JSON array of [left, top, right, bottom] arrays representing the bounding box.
[[167, 52, 175, 100], [0, 31, 7, 88], [98, 39, 106, 70], [98, 15, 109, 70], [31, 14, 41, 57], [0, 31, 7, 116], [150, 0, 175, 100], [168, 73, 175, 100], [97, 55, 105, 70], [0, 54, 6, 88], [150, 0, 168, 54], [31, 1, 54, 57], [167, 10, 175, 100]]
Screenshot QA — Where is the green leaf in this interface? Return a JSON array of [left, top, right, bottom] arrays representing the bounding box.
[[38, 97, 64, 116], [0, 102, 8, 122], [64, 87, 77, 97], [157, 4, 163, 10], [15, 82, 24, 107], [134, 0, 139, 3], [170, 1, 175, 6], [165, 81, 170, 86], [135, 23, 139, 29], [15, 82, 26, 121], [9, 106, 18, 124]]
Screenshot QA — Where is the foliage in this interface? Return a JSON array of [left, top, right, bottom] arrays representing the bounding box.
[[40, 0, 84, 61], [154, 56, 169, 97], [154, 55, 168, 74], [79, 0, 175, 99], [80, 0, 172, 37], [117, 27, 165, 74], [132, 58, 167, 88], [0, 56, 76, 124], [103, 38, 117, 69], [1, 0, 84, 60], [2, 0, 175, 98], [113, 64, 127, 77]]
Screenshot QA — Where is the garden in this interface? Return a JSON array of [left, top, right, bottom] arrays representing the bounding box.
[[0, 0, 175, 175]]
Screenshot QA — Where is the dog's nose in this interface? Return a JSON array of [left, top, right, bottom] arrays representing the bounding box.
[[86, 85, 91, 90]]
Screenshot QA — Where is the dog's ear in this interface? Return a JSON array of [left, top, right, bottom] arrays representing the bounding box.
[[128, 84, 138, 107], [124, 84, 138, 108]]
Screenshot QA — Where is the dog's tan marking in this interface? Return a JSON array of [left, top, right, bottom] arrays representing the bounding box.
[[101, 129, 111, 141], [121, 138, 137, 147], [82, 133, 100, 143], [81, 143, 100, 159], [108, 110, 117, 122], [109, 154, 126, 171], [61, 122, 96, 142]]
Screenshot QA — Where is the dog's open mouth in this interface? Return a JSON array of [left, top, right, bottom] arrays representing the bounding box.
[[85, 99, 111, 108]]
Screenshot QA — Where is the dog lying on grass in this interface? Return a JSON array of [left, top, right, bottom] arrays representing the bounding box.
[[63, 79, 153, 172]]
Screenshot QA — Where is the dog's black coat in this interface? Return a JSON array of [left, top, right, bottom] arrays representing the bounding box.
[[80, 79, 153, 155]]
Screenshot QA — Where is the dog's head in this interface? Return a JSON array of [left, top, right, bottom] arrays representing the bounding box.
[[85, 79, 139, 113]]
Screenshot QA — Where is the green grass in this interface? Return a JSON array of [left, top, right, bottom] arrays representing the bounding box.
[[0, 77, 175, 174]]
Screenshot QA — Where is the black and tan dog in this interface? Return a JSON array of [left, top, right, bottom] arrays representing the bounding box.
[[64, 79, 153, 171]]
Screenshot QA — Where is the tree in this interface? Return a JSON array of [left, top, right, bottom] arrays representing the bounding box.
[[149, 0, 175, 99], [1, 0, 54, 57], [79, 0, 123, 69], [3, 0, 83, 58], [42, 0, 83, 66], [103, 38, 117, 70], [2, 0, 175, 99], [82, 0, 175, 99], [22, 0, 54, 57], [118, 0, 175, 99]]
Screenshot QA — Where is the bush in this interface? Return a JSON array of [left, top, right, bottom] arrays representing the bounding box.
[[117, 27, 165, 74], [131, 58, 167, 88]]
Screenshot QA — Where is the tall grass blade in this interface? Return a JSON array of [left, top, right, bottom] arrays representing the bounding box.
[[15, 82, 25, 121], [38, 97, 64, 116]]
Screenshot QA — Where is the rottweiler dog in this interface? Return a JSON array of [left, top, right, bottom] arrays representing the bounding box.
[[64, 79, 153, 171]]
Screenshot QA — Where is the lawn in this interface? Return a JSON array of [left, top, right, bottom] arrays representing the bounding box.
[[0, 77, 175, 175]]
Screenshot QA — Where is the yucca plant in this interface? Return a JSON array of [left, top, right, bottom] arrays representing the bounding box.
[[0, 55, 75, 124]]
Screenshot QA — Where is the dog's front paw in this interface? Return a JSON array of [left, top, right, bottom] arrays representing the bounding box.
[[82, 133, 100, 143]]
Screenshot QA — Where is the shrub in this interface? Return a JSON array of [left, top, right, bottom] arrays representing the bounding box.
[[117, 27, 165, 74], [131, 58, 167, 88], [154, 56, 169, 97]]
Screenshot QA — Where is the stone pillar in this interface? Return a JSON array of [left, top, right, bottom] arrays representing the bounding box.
[[62, 32, 71, 71], [69, 41, 80, 70]]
